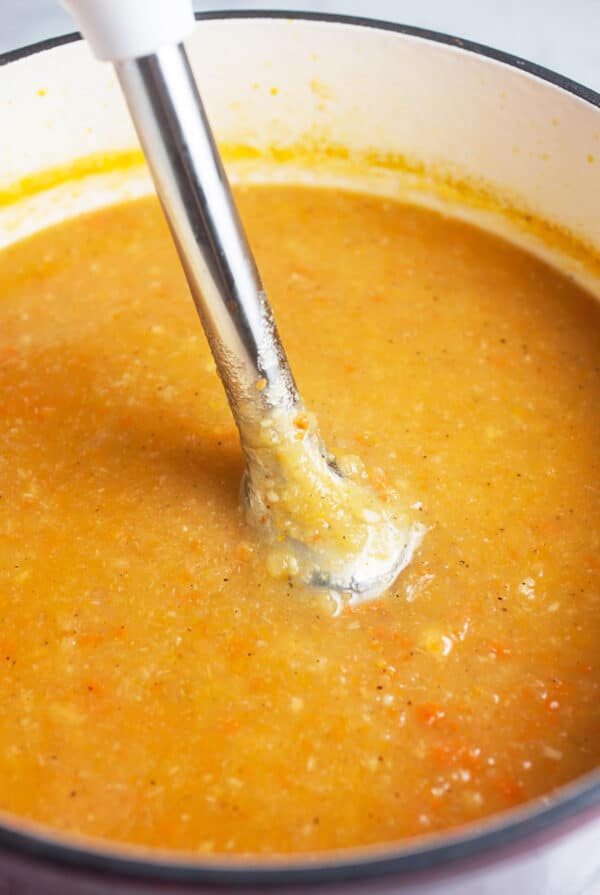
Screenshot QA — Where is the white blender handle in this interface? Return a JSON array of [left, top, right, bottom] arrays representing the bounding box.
[[60, 0, 196, 61]]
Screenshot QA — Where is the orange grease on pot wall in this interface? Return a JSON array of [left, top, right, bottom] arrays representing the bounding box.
[[1, 142, 600, 283]]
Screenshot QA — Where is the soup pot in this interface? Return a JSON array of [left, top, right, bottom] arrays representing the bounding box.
[[0, 11, 599, 895]]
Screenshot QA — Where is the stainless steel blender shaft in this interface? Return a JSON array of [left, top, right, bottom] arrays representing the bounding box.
[[116, 43, 300, 421]]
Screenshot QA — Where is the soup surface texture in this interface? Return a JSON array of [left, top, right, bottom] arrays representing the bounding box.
[[0, 184, 598, 856]]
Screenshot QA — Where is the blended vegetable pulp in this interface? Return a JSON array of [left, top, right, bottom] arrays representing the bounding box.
[[0, 184, 598, 855]]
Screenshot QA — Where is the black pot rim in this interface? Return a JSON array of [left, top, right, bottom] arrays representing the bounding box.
[[0, 9, 599, 890]]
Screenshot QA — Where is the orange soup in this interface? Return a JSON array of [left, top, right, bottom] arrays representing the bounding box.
[[0, 185, 598, 855]]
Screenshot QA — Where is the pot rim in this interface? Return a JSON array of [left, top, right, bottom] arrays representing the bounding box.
[[0, 9, 599, 889]]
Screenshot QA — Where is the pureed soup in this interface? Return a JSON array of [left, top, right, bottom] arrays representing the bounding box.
[[0, 182, 598, 856]]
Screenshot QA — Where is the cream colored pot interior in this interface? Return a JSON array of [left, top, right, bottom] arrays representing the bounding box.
[[0, 16, 599, 299]]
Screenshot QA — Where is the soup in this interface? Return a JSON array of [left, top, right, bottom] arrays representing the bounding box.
[[0, 184, 598, 855]]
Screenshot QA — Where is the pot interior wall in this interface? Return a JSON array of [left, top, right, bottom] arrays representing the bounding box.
[[0, 17, 599, 265]]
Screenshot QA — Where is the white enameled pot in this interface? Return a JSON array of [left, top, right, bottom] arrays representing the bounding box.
[[0, 12, 598, 895]]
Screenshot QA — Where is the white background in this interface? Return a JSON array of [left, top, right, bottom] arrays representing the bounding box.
[[1, 0, 599, 93]]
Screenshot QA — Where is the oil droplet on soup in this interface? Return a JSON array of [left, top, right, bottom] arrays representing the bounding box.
[[0, 185, 598, 855]]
